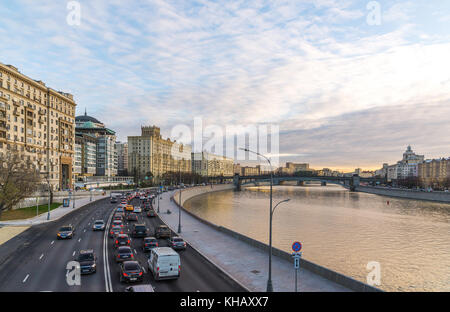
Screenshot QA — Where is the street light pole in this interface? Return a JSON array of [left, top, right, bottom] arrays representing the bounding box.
[[240, 147, 278, 292], [178, 162, 182, 233]]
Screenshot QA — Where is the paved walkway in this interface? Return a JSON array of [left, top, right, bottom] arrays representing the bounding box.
[[157, 191, 351, 292], [0, 194, 109, 227]]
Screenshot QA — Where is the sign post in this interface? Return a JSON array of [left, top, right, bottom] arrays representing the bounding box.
[[292, 241, 302, 292]]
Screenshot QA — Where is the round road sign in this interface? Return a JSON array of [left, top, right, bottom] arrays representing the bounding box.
[[292, 241, 302, 252]]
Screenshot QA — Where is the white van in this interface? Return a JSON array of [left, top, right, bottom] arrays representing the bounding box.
[[147, 247, 180, 281]]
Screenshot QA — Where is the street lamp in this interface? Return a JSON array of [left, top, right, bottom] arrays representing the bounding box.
[[73, 185, 76, 209], [239, 147, 276, 292], [178, 161, 182, 233]]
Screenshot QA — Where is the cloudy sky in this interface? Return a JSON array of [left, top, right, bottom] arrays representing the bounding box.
[[1, 0, 449, 171]]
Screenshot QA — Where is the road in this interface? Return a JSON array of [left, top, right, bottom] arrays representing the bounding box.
[[0, 192, 245, 292]]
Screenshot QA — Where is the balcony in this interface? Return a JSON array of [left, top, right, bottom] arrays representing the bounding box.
[[0, 122, 7, 130], [13, 109, 20, 116], [12, 100, 20, 107]]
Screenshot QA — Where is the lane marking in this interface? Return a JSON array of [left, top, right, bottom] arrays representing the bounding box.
[[39, 254, 44, 260], [134, 249, 137, 255], [73, 251, 76, 256], [103, 206, 115, 292], [84, 229, 86, 233], [23, 274, 30, 283], [51, 241, 54, 245], [78, 238, 81, 242]]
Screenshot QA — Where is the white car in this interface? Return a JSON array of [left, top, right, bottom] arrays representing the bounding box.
[[133, 206, 142, 213], [148, 247, 180, 281]]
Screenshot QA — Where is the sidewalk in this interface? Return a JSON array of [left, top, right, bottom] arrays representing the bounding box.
[[0, 194, 109, 227], [157, 192, 351, 292]]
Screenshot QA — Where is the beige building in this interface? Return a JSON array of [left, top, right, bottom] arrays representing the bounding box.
[[192, 151, 234, 177], [128, 126, 191, 182], [0, 63, 76, 190], [418, 158, 450, 187], [277, 162, 310, 175]]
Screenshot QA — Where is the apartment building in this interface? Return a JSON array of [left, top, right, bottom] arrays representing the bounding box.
[[418, 158, 450, 187], [0, 62, 76, 190], [116, 141, 128, 176], [192, 151, 234, 177], [128, 126, 192, 182]]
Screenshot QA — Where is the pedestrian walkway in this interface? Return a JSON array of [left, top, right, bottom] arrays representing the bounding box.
[[157, 191, 351, 292], [0, 194, 109, 227]]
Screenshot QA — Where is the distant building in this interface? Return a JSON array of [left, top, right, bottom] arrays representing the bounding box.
[[128, 126, 191, 182], [396, 145, 424, 179], [418, 158, 450, 188], [73, 132, 97, 180], [75, 111, 118, 178], [192, 151, 234, 177], [116, 141, 128, 176], [240, 166, 261, 176], [277, 162, 310, 175]]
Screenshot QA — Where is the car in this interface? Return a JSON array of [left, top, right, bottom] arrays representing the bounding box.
[[133, 206, 142, 213], [168, 236, 187, 251], [112, 220, 124, 228], [116, 207, 125, 213], [125, 205, 134, 212], [116, 246, 134, 262], [77, 249, 97, 274], [147, 247, 180, 281], [127, 213, 138, 222], [110, 225, 124, 238], [131, 224, 148, 238], [146, 210, 156, 218], [124, 284, 155, 292], [110, 197, 118, 204], [92, 220, 105, 231], [142, 237, 158, 252], [155, 225, 171, 239], [57, 225, 75, 239], [115, 234, 131, 248], [119, 261, 144, 283]]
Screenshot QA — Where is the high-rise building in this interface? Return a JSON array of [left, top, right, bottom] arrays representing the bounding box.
[[75, 111, 117, 178], [192, 151, 234, 177], [128, 126, 191, 182], [0, 62, 76, 190], [396, 145, 424, 179], [418, 158, 450, 188], [116, 141, 128, 176]]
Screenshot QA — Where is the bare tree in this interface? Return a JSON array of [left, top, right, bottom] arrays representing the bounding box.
[[0, 150, 41, 218]]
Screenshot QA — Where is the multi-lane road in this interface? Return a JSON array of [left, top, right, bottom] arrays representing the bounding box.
[[0, 192, 245, 292]]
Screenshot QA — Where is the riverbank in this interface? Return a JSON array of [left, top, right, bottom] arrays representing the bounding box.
[[173, 185, 380, 292], [356, 185, 450, 203]]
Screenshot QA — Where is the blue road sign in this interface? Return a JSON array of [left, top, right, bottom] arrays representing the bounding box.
[[292, 241, 302, 252]]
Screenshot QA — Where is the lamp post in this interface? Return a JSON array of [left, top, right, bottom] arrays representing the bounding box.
[[178, 162, 182, 233], [240, 147, 278, 292], [73, 186, 76, 209]]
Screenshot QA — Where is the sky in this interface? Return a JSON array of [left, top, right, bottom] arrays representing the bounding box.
[[0, 0, 449, 171]]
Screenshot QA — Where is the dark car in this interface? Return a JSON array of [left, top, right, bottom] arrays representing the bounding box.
[[155, 225, 171, 239], [112, 220, 124, 228], [77, 249, 97, 274], [169, 237, 187, 251], [57, 225, 75, 239], [92, 220, 105, 231], [109, 225, 124, 238], [113, 214, 123, 222], [119, 261, 144, 283], [127, 213, 138, 222], [131, 224, 148, 238], [116, 246, 134, 263], [115, 234, 131, 248], [146, 209, 156, 218], [111, 197, 118, 204], [142, 237, 158, 252]]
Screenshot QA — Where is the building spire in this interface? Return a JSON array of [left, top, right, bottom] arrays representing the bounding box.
[[85, 107, 87, 116]]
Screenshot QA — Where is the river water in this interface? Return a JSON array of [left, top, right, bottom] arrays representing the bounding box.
[[184, 184, 450, 291]]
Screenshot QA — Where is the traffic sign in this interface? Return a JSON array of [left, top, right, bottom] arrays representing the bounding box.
[[292, 241, 302, 252]]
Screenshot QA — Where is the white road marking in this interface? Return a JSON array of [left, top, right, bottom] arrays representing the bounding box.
[[23, 274, 30, 283], [73, 251, 76, 256], [84, 229, 86, 233], [78, 238, 81, 242], [51, 241, 54, 245], [39, 254, 44, 260], [134, 249, 137, 255]]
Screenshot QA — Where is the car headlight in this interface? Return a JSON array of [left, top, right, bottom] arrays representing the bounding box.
[[57, 233, 61, 236], [91, 263, 96, 268]]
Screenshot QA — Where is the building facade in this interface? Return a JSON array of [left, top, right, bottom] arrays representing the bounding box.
[[396, 145, 424, 179], [116, 141, 128, 176], [0, 63, 76, 190], [75, 112, 117, 179], [192, 151, 234, 177], [128, 126, 192, 183], [418, 158, 450, 188]]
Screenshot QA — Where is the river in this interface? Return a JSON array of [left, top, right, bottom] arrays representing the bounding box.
[[184, 184, 450, 291]]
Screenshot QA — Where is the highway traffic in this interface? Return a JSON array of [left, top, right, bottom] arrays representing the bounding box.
[[0, 190, 245, 292]]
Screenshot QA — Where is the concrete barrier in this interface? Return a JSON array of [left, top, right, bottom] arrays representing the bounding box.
[[356, 186, 450, 203], [174, 185, 382, 292]]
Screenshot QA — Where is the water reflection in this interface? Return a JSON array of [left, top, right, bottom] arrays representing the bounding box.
[[184, 184, 450, 291]]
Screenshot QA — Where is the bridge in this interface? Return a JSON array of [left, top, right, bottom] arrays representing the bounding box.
[[207, 174, 386, 192]]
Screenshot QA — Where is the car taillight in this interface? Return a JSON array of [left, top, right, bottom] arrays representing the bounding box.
[[178, 265, 181, 272], [156, 243, 159, 247], [139, 272, 143, 276], [127, 240, 130, 244], [157, 267, 159, 272], [117, 255, 120, 258], [115, 240, 118, 244], [131, 254, 134, 258], [123, 272, 128, 277]]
